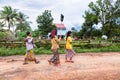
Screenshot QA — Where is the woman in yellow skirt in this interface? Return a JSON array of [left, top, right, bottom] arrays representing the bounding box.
[[23, 32, 39, 65]]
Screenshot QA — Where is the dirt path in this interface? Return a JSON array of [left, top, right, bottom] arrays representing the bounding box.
[[0, 52, 120, 80]]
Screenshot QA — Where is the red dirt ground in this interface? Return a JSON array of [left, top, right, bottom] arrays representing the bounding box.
[[0, 52, 120, 80]]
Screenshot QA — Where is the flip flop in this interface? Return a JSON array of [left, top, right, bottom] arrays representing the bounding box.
[[23, 62, 28, 65], [65, 60, 69, 62], [35, 61, 40, 64], [69, 61, 74, 63], [54, 64, 61, 66], [48, 60, 52, 65]]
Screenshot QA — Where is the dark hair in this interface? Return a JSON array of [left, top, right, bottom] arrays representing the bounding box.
[[66, 31, 72, 41], [26, 32, 30, 36]]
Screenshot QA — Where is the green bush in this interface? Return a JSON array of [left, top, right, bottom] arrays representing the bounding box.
[[0, 47, 26, 56], [0, 41, 120, 56], [0, 42, 25, 48], [34, 47, 52, 54], [35, 40, 51, 49]]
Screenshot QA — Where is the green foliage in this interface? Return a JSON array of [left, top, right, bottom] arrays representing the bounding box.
[[0, 47, 26, 56], [15, 12, 31, 32], [35, 40, 51, 49], [78, 26, 102, 39], [0, 29, 15, 42], [16, 12, 29, 23], [15, 22, 31, 32], [0, 6, 31, 34], [0, 43, 120, 56], [0, 6, 18, 31], [0, 22, 4, 29], [82, 10, 98, 38], [32, 29, 41, 37], [71, 27, 79, 38], [16, 32, 26, 41], [36, 10, 55, 36], [0, 30, 8, 39], [84, 0, 120, 38]]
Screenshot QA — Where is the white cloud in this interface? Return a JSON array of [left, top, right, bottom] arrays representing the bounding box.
[[0, 0, 98, 30]]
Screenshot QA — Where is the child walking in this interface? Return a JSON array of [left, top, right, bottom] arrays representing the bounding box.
[[65, 31, 75, 63], [23, 32, 39, 65], [48, 29, 61, 66]]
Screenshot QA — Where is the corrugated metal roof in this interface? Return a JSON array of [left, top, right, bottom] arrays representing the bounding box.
[[55, 23, 65, 28]]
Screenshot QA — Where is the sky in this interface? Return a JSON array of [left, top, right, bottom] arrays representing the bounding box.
[[0, 0, 99, 30]]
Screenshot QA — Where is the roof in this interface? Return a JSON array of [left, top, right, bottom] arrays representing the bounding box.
[[55, 23, 65, 28]]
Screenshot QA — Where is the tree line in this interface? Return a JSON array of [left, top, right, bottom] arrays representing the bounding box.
[[0, 6, 54, 40], [78, 0, 120, 39], [0, 0, 120, 41]]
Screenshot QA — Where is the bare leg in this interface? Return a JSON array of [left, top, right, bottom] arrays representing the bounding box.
[[23, 57, 29, 65], [54, 58, 61, 66], [48, 49, 55, 65], [23, 52, 30, 65], [70, 57, 74, 63], [70, 57, 72, 61], [65, 57, 68, 62], [54, 49, 61, 66], [34, 58, 39, 64]]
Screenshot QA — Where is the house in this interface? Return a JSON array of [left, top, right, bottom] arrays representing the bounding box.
[[55, 23, 67, 38]]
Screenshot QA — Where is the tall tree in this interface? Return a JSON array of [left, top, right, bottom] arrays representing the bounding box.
[[83, 11, 98, 38], [16, 12, 29, 24], [15, 12, 31, 32], [0, 22, 4, 30], [15, 22, 31, 32], [36, 10, 54, 36], [0, 6, 18, 31], [85, 0, 120, 38]]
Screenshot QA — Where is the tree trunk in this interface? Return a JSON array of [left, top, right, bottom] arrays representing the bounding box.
[[8, 22, 10, 31]]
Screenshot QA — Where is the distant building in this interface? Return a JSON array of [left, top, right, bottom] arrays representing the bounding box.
[[55, 23, 67, 38]]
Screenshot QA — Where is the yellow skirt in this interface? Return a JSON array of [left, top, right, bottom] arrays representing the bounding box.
[[25, 50, 35, 61]]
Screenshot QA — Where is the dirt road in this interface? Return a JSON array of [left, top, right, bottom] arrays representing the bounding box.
[[0, 52, 120, 80]]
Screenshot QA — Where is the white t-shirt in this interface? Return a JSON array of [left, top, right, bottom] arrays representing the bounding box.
[[26, 36, 34, 51]]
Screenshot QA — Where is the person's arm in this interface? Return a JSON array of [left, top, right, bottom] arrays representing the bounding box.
[[24, 38, 28, 42], [54, 36, 61, 43], [32, 38, 37, 48], [31, 38, 34, 44]]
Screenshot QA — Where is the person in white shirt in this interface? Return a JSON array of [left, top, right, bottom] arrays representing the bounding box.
[[23, 32, 39, 65]]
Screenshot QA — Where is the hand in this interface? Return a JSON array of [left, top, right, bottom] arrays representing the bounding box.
[[60, 35, 62, 38], [24, 38, 28, 42], [33, 44, 37, 48]]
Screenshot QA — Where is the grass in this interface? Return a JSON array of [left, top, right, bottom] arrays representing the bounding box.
[[0, 40, 120, 56], [0, 44, 120, 56], [0, 47, 26, 56]]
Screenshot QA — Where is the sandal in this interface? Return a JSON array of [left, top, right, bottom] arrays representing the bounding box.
[[69, 61, 74, 63], [55, 63, 61, 66], [48, 60, 52, 65], [35, 61, 40, 64], [23, 62, 28, 65], [65, 60, 69, 62]]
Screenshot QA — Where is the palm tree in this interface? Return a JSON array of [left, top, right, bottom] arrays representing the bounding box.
[[0, 6, 18, 31], [0, 22, 4, 30], [15, 21, 31, 32], [15, 12, 31, 32], [16, 12, 29, 24]]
